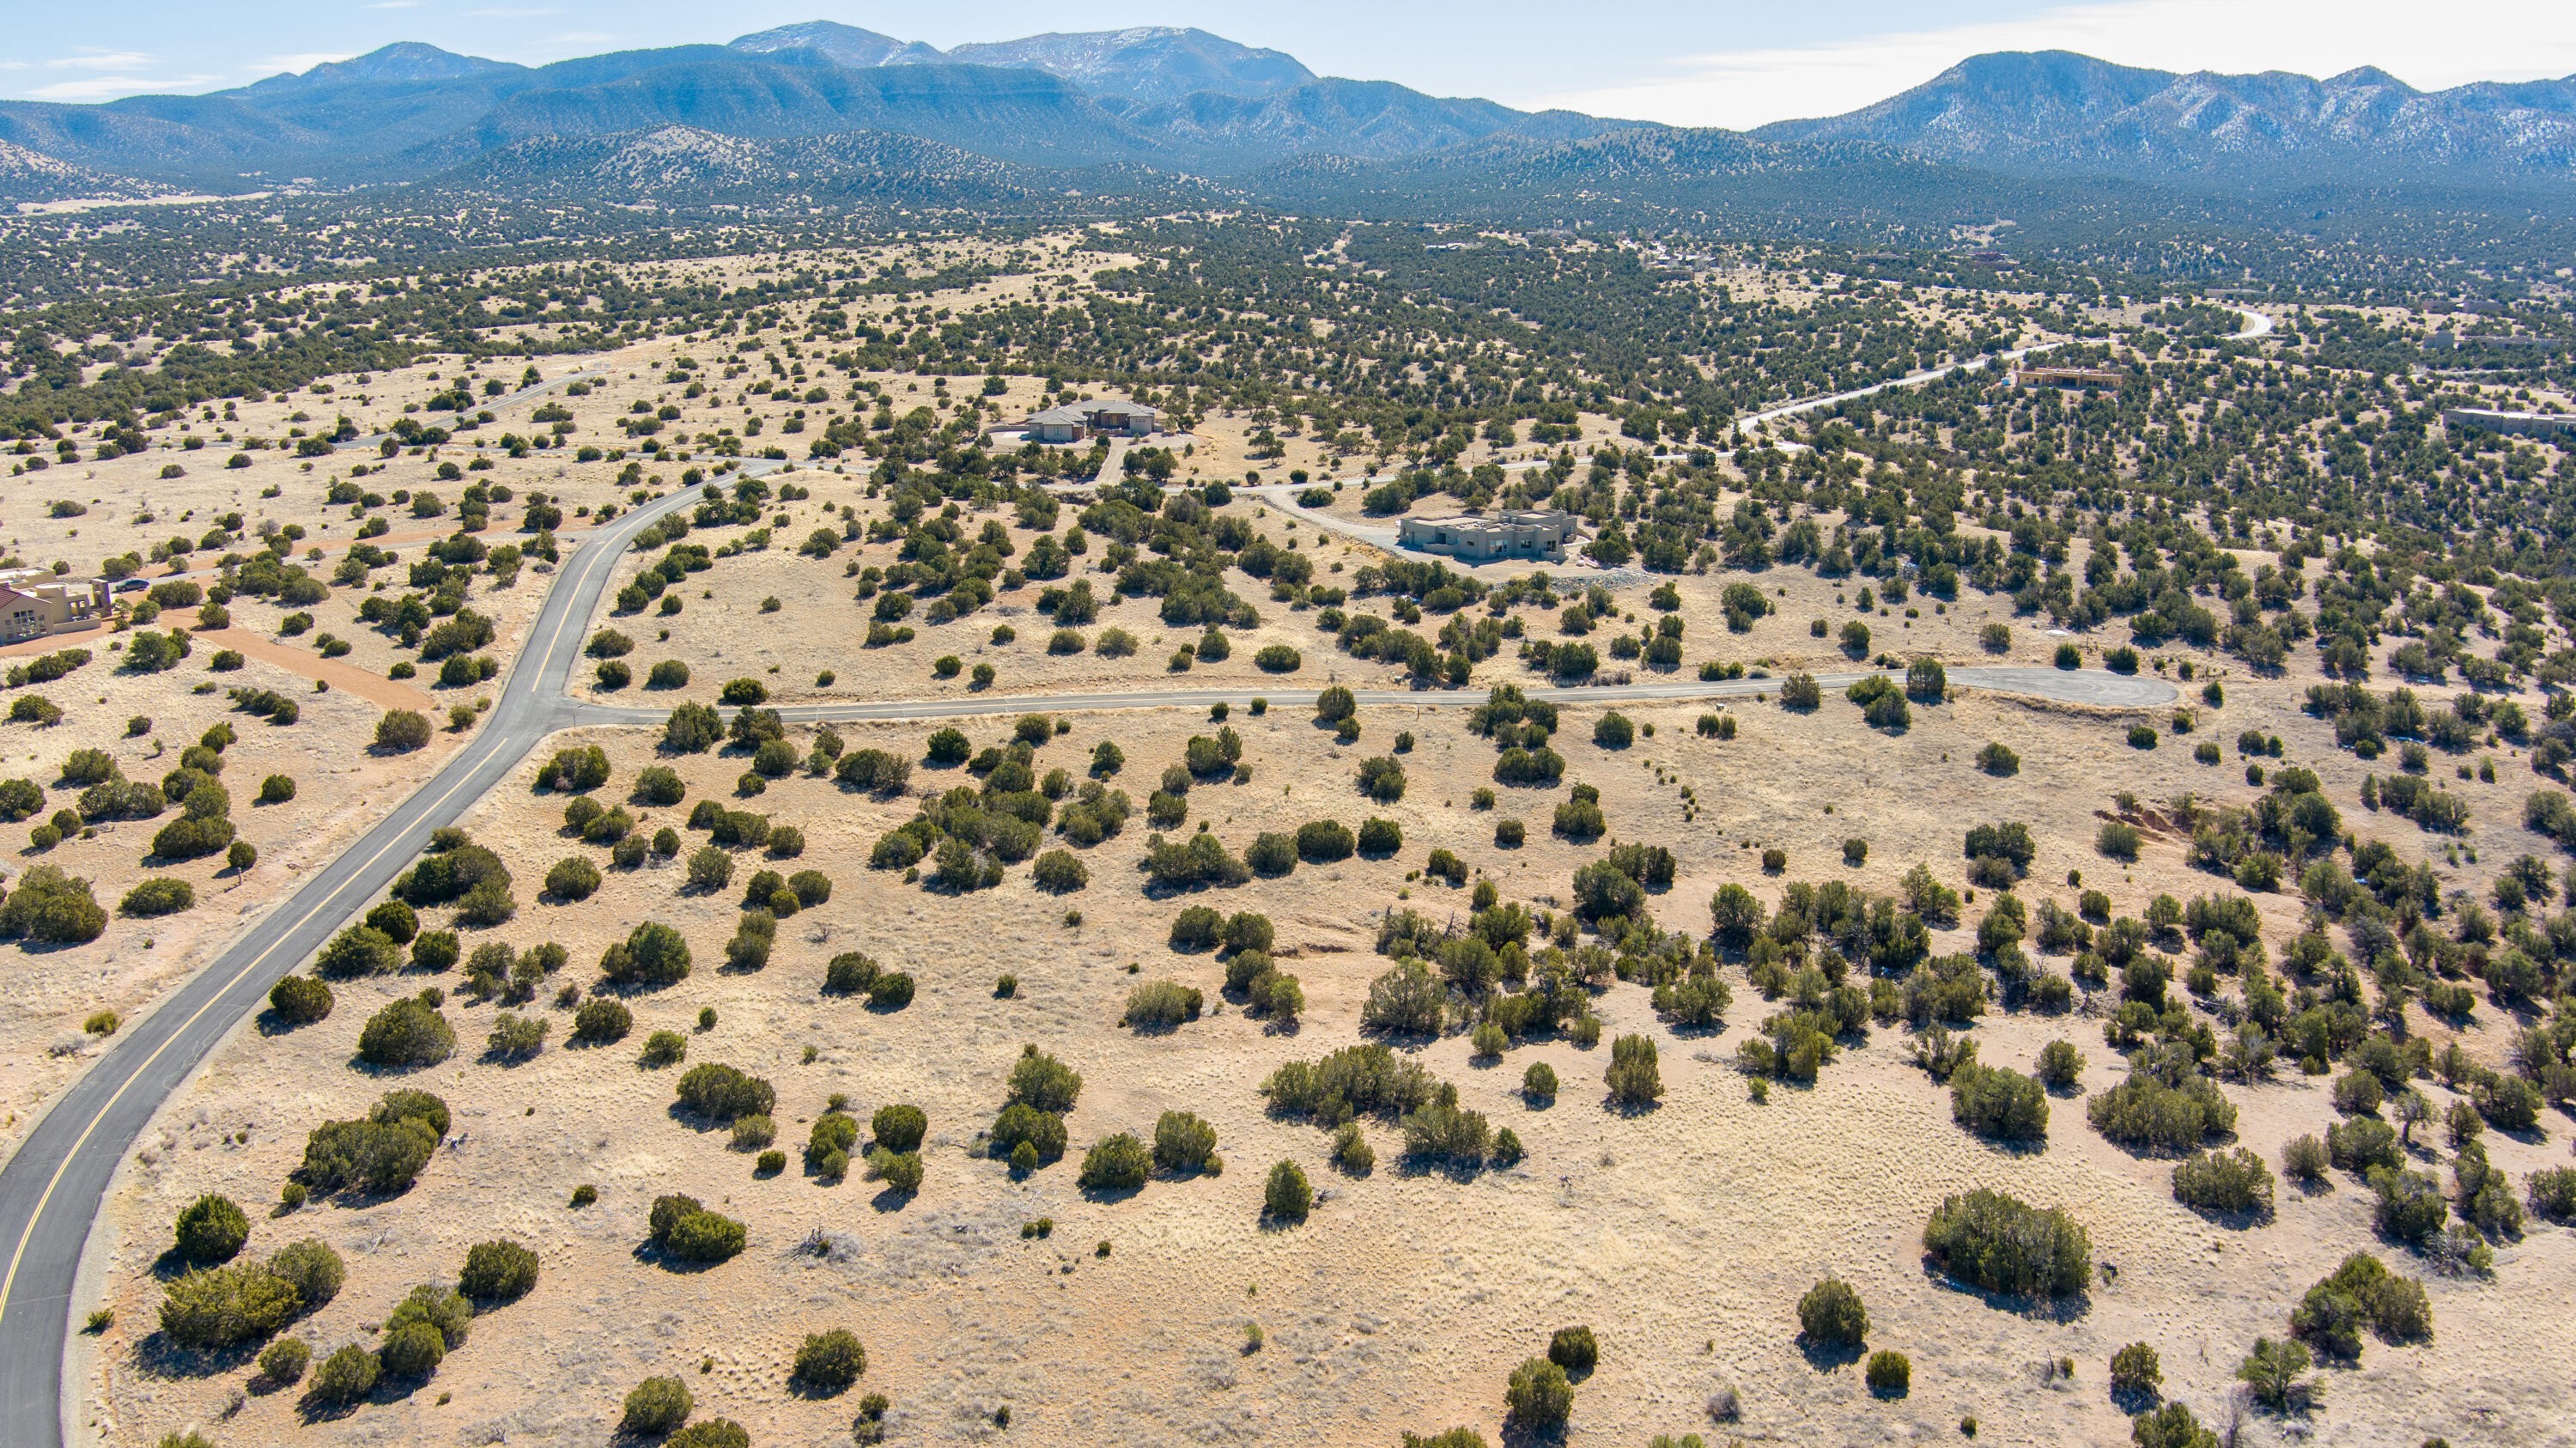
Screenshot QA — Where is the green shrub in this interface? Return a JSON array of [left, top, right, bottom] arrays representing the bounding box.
[[298, 1093, 444, 1195], [2293, 1251, 2432, 1356], [601, 921, 692, 987], [794, 1329, 867, 1394], [648, 1196, 747, 1262], [1257, 1158, 1312, 1222], [374, 709, 434, 752], [2036, 1039, 2084, 1090], [0, 864, 107, 943], [266, 1238, 344, 1309], [664, 1421, 749, 1448], [2108, 1342, 2160, 1396], [640, 1031, 687, 1068], [408, 929, 459, 972], [823, 952, 880, 995], [686, 845, 733, 892], [571, 997, 632, 1044], [258, 1335, 311, 1384], [173, 1193, 249, 1265], [1921, 1189, 2091, 1296], [1006, 1044, 1083, 1111], [990, 1104, 1067, 1165], [1169, 904, 1223, 952], [120, 877, 196, 917], [310, 1343, 380, 1403], [2369, 1166, 2449, 1244], [1360, 960, 1444, 1036], [356, 997, 454, 1068], [1548, 1324, 1598, 1376], [1798, 1276, 1868, 1345], [361, 899, 418, 943], [1024, 848, 1086, 891], [622, 1377, 693, 1434], [377, 1320, 445, 1380], [2530, 1165, 2576, 1222], [1124, 979, 1203, 1030], [459, 1239, 539, 1302], [544, 855, 602, 901], [1948, 1062, 2049, 1141], [1297, 818, 1355, 861], [1504, 1356, 1572, 1427], [1152, 1110, 1219, 1173], [2325, 1116, 2400, 1173], [676, 1063, 775, 1123], [2087, 1067, 2236, 1152], [1078, 1132, 1152, 1191], [865, 1102, 927, 1153], [805, 1111, 857, 1168], [158, 1262, 300, 1348], [268, 974, 333, 1025], [1245, 831, 1297, 874], [1606, 1033, 1663, 1104], [867, 971, 914, 1009], [1865, 1349, 1911, 1395], [2173, 1147, 2275, 1217]]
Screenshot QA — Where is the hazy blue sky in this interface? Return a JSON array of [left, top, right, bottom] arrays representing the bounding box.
[[5, 0, 2570, 126]]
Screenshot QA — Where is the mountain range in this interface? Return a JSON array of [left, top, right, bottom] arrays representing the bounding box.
[[1757, 50, 2576, 187], [0, 23, 2567, 213]]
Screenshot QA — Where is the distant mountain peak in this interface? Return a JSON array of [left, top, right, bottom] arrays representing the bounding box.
[[249, 41, 520, 94], [729, 21, 926, 69], [946, 27, 1316, 103], [2323, 65, 2415, 93]]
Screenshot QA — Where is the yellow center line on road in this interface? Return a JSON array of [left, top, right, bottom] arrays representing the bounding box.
[[0, 473, 671, 1332], [0, 739, 502, 1329]]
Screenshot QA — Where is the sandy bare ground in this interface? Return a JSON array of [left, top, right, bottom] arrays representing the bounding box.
[[82, 676, 2576, 1447], [185, 630, 434, 714]]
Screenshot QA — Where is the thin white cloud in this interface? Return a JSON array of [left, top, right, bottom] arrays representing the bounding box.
[[47, 51, 156, 72], [1542, 0, 2576, 131], [27, 72, 222, 101]]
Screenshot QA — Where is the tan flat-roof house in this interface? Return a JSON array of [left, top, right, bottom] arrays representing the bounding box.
[[2012, 366, 2125, 389], [1021, 399, 1161, 443], [0, 571, 108, 643], [2444, 408, 2576, 442], [1397, 509, 1578, 563]]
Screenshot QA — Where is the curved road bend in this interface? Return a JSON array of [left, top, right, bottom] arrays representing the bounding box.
[[0, 489, 2172, 1448], [0, 477, 707, 1447]]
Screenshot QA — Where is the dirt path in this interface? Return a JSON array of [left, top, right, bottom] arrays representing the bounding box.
[[187, 627, 433, 712], [0, 625, 111, 659]]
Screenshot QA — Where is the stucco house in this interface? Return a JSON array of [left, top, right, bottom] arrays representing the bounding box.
[[1396, 509, 1578, 563]]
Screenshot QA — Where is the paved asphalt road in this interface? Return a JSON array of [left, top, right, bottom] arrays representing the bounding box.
[[0, 456, 2189, 1441], [0, 472, 707, 1446]]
